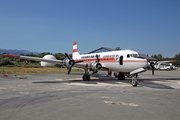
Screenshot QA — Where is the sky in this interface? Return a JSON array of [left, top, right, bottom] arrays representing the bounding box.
[[0, 0, 180, 58]]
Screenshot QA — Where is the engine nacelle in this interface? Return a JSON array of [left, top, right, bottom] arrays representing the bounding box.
[[41, 55, 57, 67], [91, 62, 102, 71], [63, 58, 70, 68]]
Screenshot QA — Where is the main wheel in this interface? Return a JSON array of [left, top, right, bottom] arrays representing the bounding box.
[[118, 73, 125, 80], [83, 74, 90, 81], [87, 74, 90, 81]]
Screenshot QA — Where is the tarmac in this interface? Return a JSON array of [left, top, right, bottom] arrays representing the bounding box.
[[0, 69, 180, 120]]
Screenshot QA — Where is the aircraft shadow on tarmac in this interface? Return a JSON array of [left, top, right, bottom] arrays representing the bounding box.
[[32, 74, 179, 89]]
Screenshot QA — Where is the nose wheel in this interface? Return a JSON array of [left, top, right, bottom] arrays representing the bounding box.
[[132, 76, 138, 87]]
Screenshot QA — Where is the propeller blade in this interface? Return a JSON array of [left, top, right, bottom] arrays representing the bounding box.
[[96, 54, 99, 63], [75, 60, 84, 63], [101, 67, 110, 71], [67, 65, 73, 75], [150, 60, 158, 75], [64, 52, 71, 60], [91, 68, 99, 76], [150, 62, 154, 75], [152, 66, 154, 75]]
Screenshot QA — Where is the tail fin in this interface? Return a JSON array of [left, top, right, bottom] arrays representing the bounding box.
[[73, 41, 81, 60]]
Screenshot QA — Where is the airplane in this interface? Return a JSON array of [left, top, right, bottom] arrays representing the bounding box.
[[3, 41, 149, 87]]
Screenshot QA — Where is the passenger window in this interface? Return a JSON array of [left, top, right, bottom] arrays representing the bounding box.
[[127, 54, 130, 58]]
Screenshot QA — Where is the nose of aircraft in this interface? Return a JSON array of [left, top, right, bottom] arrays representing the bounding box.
[[142, 58, 148, 67], [136, 58, 148, 68]]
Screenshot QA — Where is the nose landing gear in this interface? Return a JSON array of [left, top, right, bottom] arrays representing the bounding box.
[[132, 75, 138, 87]]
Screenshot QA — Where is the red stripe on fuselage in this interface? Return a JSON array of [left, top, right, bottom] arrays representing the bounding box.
[[75, 58, 147, 63], [123, 60, 147, 62], [3, 54, 20, 58]]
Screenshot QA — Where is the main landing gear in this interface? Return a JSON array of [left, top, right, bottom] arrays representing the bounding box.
[[83, 74, 90, 81], [117, 73, 125, 80], [82, 70, 138, 87], [82, 69, 90, 81], [114, 72, 125, 80]]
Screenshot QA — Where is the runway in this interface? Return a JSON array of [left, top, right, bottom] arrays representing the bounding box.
[[0, 69, 180, 120]]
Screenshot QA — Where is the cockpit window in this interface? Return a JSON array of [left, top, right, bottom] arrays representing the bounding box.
[[127, 54, 130, 58], [130, 54, 139, 57]]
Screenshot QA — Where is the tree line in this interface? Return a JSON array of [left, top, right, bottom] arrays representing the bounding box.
[[151, 53, 180, 66], [0, 52, 180, 66]]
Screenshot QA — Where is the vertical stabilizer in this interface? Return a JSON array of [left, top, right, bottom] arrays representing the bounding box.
[[73, 41, 81, 60]]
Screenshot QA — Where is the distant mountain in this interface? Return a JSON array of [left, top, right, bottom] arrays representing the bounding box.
[[0, 49, 40, 55]]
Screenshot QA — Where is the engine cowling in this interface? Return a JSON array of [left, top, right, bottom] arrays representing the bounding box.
[[91, 62, 102, 71], [63, 58, 70, 68], [41, 55, 57, 67]]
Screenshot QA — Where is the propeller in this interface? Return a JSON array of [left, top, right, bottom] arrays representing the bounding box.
[[91, 54, 109, 76], [150, 62, 155, 75], [64, 52, 83, 75], [150, 60, 158, 75]]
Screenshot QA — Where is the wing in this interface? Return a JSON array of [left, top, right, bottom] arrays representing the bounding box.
[[3, 54, 63, 65], [157, 60, 176, 64], [74, 62, 93, 70]]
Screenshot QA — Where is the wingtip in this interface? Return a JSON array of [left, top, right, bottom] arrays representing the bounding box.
[[3, 54, 20, 58]]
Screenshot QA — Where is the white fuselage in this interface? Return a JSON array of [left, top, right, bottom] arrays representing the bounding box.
[[74, 50, 148, 73]]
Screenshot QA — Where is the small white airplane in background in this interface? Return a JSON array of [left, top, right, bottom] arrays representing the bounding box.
[[4, 41, 149, 87]]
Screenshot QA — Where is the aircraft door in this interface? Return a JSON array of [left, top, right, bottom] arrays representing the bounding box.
[[119, 56, 123, 65]]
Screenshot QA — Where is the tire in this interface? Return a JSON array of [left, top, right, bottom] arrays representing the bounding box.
[[83, 75, 86, 81], [167, 68, 170, 71], [118, 76, 122, 80], [122, 74, 125, 80], [118, 73, 125, 80], [132, 77, 138, 87], [83, 74, 90, 81], [87, 75, 90, 81]]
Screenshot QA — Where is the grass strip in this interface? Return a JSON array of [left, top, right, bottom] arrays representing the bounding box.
[[0, 67, 84, 76]]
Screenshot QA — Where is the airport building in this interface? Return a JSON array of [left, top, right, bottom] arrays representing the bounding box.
[[87, 47, 115, 54]]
